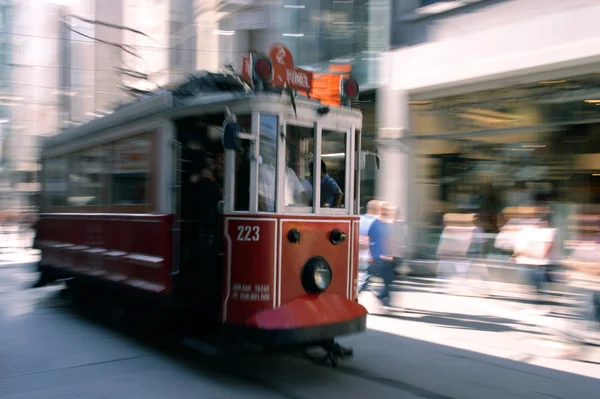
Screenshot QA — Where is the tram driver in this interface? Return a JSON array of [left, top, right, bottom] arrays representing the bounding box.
[[258, 147, 310, 211]]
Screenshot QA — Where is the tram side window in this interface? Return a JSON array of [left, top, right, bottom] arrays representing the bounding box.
[[111, 135, 151, 205], [258, 114, 278, 212], [66, 147, 110, 207], [43, 157, 68, 207], [320, 129, 346, 209], [284, 125, 314, 211], [66, 153, 85, 206]]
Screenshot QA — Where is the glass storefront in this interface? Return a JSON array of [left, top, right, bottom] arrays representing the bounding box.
[[411, 73, 600, 258]]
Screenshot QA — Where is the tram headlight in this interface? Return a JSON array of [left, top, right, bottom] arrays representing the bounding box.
[[301, 256, 332, 294]]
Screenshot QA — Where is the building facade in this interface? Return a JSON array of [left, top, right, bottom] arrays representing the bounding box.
[[1, 0, 198, 211], [380, 0, 600, 257]]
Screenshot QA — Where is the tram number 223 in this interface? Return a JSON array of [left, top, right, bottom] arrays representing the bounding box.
[[236, 225, 260, 242]]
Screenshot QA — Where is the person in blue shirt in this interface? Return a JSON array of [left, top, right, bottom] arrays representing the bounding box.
[[357, 200, 394, 308], [308, 160, 343, 208]]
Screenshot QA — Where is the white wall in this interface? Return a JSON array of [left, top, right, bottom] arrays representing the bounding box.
[[383, 1, 600, 97]]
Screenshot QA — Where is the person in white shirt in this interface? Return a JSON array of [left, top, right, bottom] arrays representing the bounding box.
[[512, 215, 557, 307], [258, 148, 310, 211]]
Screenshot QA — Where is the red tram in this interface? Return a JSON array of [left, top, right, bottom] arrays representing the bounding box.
[[33, 44, 367, 364]]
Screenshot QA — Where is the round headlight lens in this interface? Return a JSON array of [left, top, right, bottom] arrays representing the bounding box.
[[301, 256, 332, 294], [314, 264, 332, 290]]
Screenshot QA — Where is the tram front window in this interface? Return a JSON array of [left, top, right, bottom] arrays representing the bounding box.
[[258, 115, 278, 212], [284, 125, 314, 211], [320, 129, 346, 209]]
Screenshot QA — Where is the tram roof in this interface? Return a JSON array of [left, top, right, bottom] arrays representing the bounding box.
[[43, 72, 252, 150], [42, 71, 362, 151]]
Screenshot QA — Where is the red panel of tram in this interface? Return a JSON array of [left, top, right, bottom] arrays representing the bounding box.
[[36, 214, 173, 294], [279, 219, 353, 305], [223, 217, 278, 324]]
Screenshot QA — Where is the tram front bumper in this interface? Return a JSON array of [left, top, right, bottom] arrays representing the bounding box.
[[237, 294, 368, 346]]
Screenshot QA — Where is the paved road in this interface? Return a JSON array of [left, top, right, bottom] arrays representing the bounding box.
[[1, 262, 599, 399]]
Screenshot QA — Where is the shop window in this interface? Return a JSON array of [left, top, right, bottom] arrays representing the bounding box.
[[320, 129, 347, 209], [111, 134, 151, 205]]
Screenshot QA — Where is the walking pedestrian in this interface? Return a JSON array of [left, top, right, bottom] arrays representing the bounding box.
[[358, 200, 395, 309]]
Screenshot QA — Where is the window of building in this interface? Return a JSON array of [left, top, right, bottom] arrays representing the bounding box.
[[420, 0, 452, 6], [170, 21, 184, 67], [111, 134, 151, 205]]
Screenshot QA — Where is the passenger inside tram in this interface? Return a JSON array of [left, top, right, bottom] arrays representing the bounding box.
[[308, 160, 344, 208]]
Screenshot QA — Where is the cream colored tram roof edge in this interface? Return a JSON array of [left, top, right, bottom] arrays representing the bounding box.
[[43, 82, 362, 154]]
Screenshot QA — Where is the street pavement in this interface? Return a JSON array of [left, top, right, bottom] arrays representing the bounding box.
[[1, 257, 599, 398]]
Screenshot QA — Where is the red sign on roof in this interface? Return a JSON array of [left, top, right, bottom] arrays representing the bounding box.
[[268, 43, 313, 92], [241, 44, 313, 92]]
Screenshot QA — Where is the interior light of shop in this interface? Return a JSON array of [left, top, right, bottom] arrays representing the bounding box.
[[212, 30, 235, 36], [0, 119, 9, 124], [540, 80, 566, 84], [284, 4, 306, 8], [458, 113, 508, 124], [409, 101, 432, 105], [522, 144, 546, 148], [85, 112, 102, 118], [593, 174, 600, 176], [468, 108, 519, 120], [321, 153, 346, 158], [282, 33, 304, 37], [584, 99, 600, 103]]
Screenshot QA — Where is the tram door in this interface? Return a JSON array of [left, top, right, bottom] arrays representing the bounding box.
[[173, 115, 226, 309], [172, 114, 251, 319]]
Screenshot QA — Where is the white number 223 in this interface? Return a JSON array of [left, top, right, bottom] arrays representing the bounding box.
[[237, 225, 260, 242]]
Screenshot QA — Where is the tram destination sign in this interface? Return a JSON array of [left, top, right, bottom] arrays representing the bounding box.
[[268, 43, 313, 92], [242, 43, 313, 93]]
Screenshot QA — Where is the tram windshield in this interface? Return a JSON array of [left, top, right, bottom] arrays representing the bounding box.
[[224, 109, 357, 216]]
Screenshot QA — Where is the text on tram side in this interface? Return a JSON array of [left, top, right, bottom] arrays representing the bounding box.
[[236, 225, 260, 241]]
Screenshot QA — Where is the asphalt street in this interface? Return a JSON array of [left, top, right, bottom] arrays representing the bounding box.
[[1, 258, 599, 399]]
